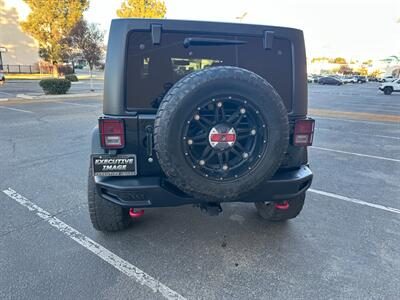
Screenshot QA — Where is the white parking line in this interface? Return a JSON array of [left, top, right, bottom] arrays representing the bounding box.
[[0, 106, 33, 113], [311, 146, 400, 163], [374, 135, 400, 140], [317, 128, 400, 140], [2, 188, 186, 300], [309, 188, 400, 215], [312, 116, 395, 126]]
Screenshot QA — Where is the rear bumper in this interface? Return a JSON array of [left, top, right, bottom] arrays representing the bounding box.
[[95, 166, 313, 208]]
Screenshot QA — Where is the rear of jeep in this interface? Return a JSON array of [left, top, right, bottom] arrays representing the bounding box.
[[88, 19, 314, 232]]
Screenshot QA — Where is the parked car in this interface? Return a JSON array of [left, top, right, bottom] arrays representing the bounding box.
[[318, 76, 343, 85], [87, 19, 314, 232], [307, 75, 314, 83], [0, 71, 5, 84], [381, 75, 395, 82], [341, 76, 356, 84], [312, 75, 322, 83], [344, 76, 357, 83], [379, 78, 400, 95], [354, 75, 367, 83], [368, 76, 378, 82]]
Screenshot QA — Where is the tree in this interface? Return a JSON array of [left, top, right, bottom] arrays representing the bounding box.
[[330, 57, 347, 64], [68, 19, 104, 91], [362, 59, 373, 66], [356, 67, 368, 76], [20, 0, 89, 76], [116, 0, 166, 18], [370, 69, 382, 78], [311, 57, 330, 63], [338, 65, 353, 75]]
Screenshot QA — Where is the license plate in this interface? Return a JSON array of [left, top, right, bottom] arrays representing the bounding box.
[[92, 154, 137, 176]]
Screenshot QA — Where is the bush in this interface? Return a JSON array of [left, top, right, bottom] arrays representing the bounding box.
[[65, 74, 79, 82], [39, 79, 71, 95]]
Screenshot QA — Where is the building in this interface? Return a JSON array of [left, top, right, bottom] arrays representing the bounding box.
[[381, 56, 400, 77], [0, 0, 39, 71]]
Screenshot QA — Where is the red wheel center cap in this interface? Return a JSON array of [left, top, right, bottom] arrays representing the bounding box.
[[209, 125, 236, 149], [210, 133, 236, 142]]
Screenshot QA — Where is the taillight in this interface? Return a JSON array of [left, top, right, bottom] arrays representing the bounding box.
[[293, 118, 315, 147], [99, 118, 125, 149]]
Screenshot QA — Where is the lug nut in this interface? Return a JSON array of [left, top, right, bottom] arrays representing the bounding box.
[[217, 102, 223, 107], [194, 114, 200, 120], [222, 164, 228, 171], [242, 152, 249, 159], [147, 157, 153, 163], [188, 139, 193, 145], [251, 129, 256, 135], [240, 108, 246, 114], [199, 160, 205, 166]]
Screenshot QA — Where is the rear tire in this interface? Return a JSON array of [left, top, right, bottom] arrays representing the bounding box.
[[255, 193, 305, 221], [88, 166, 131, 232], [383, 87, 393, 95]]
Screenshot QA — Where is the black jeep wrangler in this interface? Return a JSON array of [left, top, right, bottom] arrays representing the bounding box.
[[88, 19, 314, 232]]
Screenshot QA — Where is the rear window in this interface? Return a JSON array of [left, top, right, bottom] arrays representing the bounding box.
[[126, 31, 293, 111]]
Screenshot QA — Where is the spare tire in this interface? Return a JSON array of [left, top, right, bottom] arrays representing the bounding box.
[[154, 66, 289, 201]]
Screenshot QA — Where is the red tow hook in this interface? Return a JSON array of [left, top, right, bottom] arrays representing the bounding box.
[[129, 208, 144, 218], [275, 201, 289, 210]]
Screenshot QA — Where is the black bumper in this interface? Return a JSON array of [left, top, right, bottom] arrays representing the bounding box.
[[95, 166, 313, 208]]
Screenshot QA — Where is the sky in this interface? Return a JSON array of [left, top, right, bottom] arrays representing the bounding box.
[[6, 0, 400, 61]]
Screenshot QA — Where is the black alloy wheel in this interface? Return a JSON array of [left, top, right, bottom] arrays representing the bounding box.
[[182, 96, 268, 181]]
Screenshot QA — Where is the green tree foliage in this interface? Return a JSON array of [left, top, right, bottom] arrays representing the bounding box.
[[20, 0, 89, 72], [116, 0, 166, 18]]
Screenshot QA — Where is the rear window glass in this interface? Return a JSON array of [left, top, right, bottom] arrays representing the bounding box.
[[126, 31, 292, 111]]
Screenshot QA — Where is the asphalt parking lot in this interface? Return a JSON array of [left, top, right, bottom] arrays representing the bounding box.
[[0, 82, 399, 299], [0, 78, 103, 99]]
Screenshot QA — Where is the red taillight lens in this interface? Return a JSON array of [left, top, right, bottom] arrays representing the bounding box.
[[99, 118, 125, 149], [293, 118, 315, 147]]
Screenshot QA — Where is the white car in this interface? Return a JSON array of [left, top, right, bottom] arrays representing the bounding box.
[[379, 78, 400, 95], [342, 76, 357, 83], [382, 75, 395, 82]]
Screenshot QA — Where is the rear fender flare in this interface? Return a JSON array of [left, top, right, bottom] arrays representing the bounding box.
[[91, 126, 106, 154]]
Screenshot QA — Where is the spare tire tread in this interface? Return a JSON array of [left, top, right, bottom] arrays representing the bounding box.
[[154, 66, 289, 200]]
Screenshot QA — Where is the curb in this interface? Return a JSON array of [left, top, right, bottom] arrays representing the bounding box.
[[15, 92, 102, 100]]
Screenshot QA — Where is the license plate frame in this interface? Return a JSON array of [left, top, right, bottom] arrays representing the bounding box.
[[92, 154, 137, 176]]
